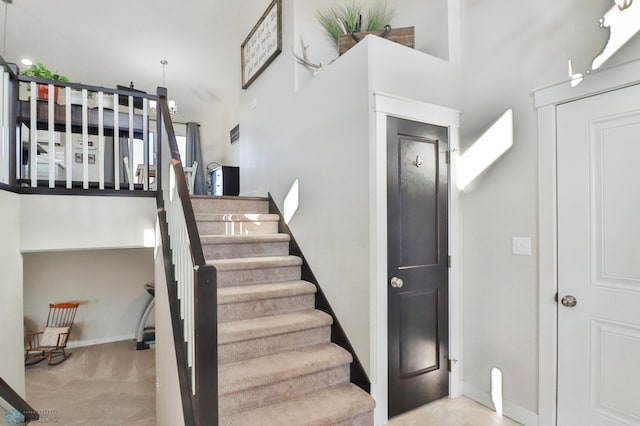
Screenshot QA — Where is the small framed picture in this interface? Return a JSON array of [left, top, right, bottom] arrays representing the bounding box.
[[88, 154, 95, 164]]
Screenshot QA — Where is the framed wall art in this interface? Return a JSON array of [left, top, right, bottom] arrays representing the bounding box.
[[241, 0, 282, 89]]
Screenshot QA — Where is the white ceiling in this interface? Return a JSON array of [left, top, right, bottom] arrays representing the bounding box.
[[1, 0, 243, 137]]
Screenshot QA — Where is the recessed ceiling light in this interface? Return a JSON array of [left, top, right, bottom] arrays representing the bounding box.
[[20, 58, 33, 66]]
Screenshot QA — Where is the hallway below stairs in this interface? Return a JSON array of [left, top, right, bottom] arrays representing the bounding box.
[[192, 196, 375, 425]]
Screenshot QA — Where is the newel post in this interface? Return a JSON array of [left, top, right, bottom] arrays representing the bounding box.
[[194, 264, 218, 425]]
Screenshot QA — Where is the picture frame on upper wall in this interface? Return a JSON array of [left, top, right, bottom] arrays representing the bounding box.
[[241, 0, 282, 89]]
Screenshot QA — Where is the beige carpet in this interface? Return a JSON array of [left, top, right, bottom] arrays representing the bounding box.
[[193, 196, 375, 425], [25, 340, 155, 425]]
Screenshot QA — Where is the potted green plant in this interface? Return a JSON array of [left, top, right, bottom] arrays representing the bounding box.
[[21, 63, 69, 102], [317, 1, 414, 55]]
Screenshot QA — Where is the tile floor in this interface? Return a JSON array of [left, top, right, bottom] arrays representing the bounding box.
[[387, 397, 521, 426]]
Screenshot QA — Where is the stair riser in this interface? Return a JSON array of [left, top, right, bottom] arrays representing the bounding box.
[[203, 242, 289, 260], [191, 199, 269, 214], [197, 221, 279, 236], [219, 326, 331, 364], [219, 364, 350, 416], [217, 266, 301, 288], [333, 411, 375, 426], [218, 294, 315, 323]]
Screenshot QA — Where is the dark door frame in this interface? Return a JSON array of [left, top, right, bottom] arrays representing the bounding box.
[[371, 93, 462, 424]]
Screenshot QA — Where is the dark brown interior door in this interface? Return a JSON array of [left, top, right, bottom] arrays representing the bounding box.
[[387, 117, 449, 418]]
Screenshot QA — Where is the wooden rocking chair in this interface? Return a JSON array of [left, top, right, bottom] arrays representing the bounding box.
[[25, 302, 79, 366]]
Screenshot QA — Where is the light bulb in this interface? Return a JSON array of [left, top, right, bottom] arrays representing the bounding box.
[[615, 0, 633, 10]]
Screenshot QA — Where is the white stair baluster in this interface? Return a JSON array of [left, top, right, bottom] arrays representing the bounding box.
[[114, 94, 120, 190], [48, 84, 55, 188], [65, 87, 72, 188], [0, 70, 8, 184], [82, 89, 88, 189], [128, 96, 134, 190], [143, 99, 148, 191], [98, 91, 104, 190], [30, 82, 37, 187]]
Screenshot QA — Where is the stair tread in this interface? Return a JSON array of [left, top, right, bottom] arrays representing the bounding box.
[[218, 281, 316, 304], [219, 343, 352, 395], [218, 310, 332, 344], [191, 195, 269, 201], [209, 255, 302, 271], [201, 234, 290, 244], [195, 213, 280, 222], [221, 383, 375, 426]]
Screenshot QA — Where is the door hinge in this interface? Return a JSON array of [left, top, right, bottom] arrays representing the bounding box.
[[447, 358, 452, 372], [447, 256, 451, 268], [445, 150, 450, 164]]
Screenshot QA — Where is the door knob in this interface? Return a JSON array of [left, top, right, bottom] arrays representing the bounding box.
[[390, 277, 404, 288], [561, 295, 577, 307]]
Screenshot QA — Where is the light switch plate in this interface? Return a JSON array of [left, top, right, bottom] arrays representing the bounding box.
[[512, 237, 532, 256], [251, 97, 258, 110]]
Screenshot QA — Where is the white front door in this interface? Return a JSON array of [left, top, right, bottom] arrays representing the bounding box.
[[557, 84, 640, 425]]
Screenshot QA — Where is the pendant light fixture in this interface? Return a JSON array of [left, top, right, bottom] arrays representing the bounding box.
[[150, 59, 177, 115]]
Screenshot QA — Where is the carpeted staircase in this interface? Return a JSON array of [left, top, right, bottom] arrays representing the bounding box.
[[192, 196, 376, 426]]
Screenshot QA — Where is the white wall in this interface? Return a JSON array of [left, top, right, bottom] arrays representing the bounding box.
[[154, 226, 185, 426], [23, 248, 154, 347], [20, 195, 156, 252], [291, 0, 450, 89], [239, 5, 373, 371], [0, 190, 157, 404], [0, 191, 25, 398], [459, 0, 640, 422], [238, 2, 459, 422]]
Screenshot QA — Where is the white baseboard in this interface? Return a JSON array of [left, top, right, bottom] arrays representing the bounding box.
[[67, 334, 135, 348], [463, 382, 538, 426]]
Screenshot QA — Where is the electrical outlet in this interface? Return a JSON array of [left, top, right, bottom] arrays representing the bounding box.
[[512, 237, 532, 256]]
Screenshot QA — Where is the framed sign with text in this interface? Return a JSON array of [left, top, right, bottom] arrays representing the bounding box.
[[241, 0, 282, 89]]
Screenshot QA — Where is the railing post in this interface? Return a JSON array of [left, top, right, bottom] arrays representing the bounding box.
[[156, 87, 166, 198], [8, 63, 18, 186], [194, 264, 218, 426], [0, 376, 40, 422]]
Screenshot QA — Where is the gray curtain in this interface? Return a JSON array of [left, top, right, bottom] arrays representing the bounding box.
[[101, 136, 124, 186], [118, 137, 131, 184], [185, 122, 205, 195]]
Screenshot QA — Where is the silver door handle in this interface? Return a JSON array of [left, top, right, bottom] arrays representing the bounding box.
[[390, 277, 404, 288], [561, 295, 577, 308]]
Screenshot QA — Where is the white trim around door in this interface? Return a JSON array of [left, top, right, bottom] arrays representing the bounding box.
[[534, 57, 640, 426], [370, 92, 461, 425]]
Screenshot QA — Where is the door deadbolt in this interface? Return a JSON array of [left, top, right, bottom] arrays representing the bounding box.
[[390, 277, 404, 288], [561, 295, 577, 308]]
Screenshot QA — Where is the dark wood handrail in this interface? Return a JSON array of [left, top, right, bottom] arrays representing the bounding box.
[[0, 55, 19, 78], [0, 52, 159, 193], [17, 75, 158, 101], [156, 87, 218, 426], [0, 377, 39, 422], [157, 87, 205, 266]]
